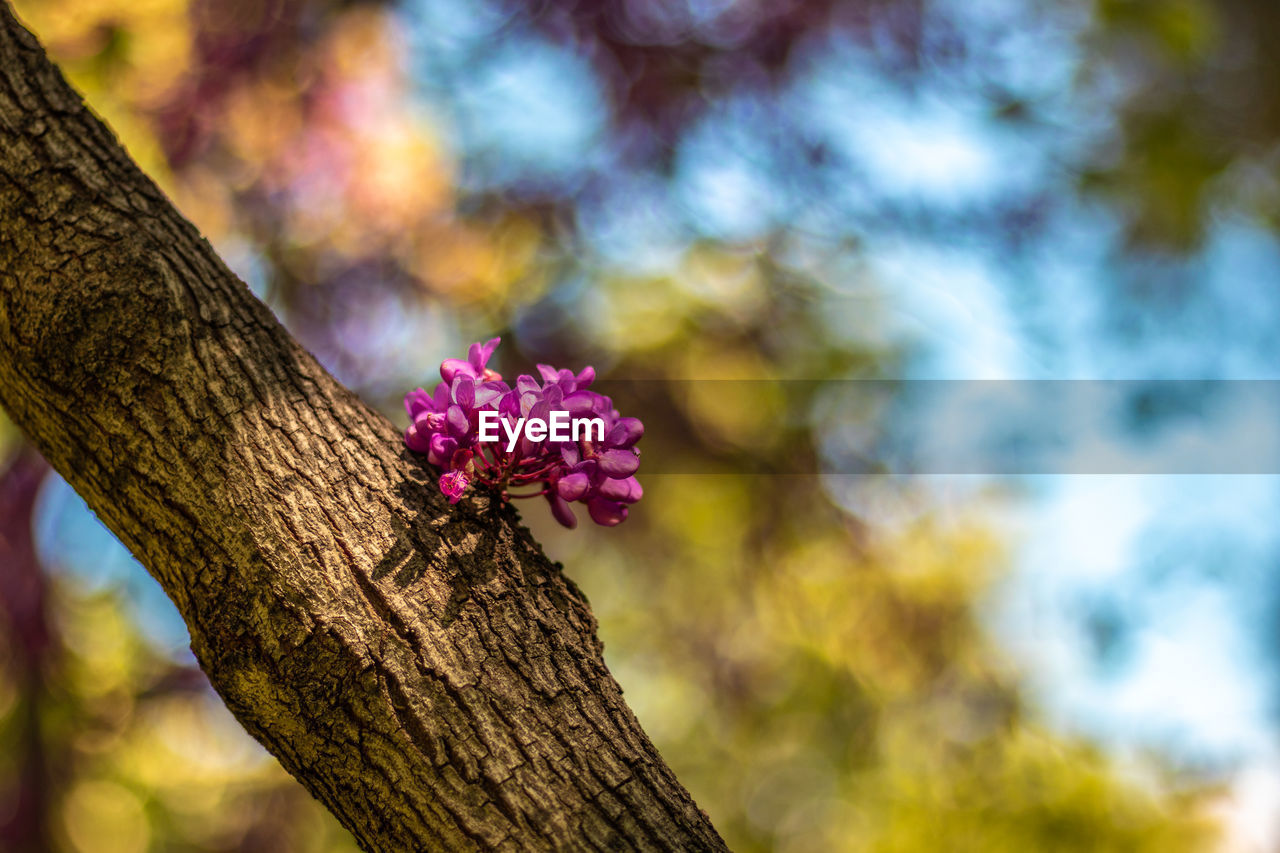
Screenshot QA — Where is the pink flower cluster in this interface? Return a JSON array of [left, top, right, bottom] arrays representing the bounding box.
[[404, 338, 643, 527]]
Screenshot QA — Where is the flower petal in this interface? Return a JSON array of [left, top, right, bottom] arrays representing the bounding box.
[[598, 475, 642, 503], [571, 458, 600, 482], [478, 337, 501, 364], [597, 448, 640, 478], [414, 410, 445, 434], [606, 417, 644, 449], [451, 375, 475, 409], [587, 497, 628, 526], [563, 391, 597, 416], [556, 471, 591, 501], [446, 405, 470, 437], [428, 434, 457, 467], [519, 400, 551, 456], [474, 381, 506, 408], [520, 391, 540, 417], [405, 422, 432, 453], [440, 358, 474, 384], [440, 469, 470, 504], [431, 382, 451, 410], [494, 390, 514, 418], [405, 388, 433, 417], [547, 494, 578, 529]]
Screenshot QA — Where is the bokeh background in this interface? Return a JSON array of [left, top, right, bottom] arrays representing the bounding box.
[[3, 0, 1280, 850]]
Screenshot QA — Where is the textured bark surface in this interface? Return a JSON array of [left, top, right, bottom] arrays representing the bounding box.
[[0, 4, 727, 851]]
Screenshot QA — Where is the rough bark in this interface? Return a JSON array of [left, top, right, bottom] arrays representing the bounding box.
[[0, 4, 727, 851]]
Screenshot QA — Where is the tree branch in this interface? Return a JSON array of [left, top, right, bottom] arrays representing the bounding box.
[[0, 4, 726, 850]]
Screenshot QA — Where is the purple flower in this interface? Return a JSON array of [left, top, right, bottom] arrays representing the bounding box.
[[555, 471, 591, 502], [586, 497, 628, 527], [546, 494, 578, 529], [440, 469, 470, 504], [440, 337, 502, 384], [403, 338, 644, 528]]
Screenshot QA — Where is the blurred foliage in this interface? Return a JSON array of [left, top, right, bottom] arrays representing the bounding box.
[[531, 478, 1217, 852], [0, 0, 1258, 849], [1083, 0, 1280, 249], [44, 584, 359, 853], [1, 449, 360, 853]]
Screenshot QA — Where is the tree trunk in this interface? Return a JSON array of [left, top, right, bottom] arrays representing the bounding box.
[[0, 4, 727, 850]]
